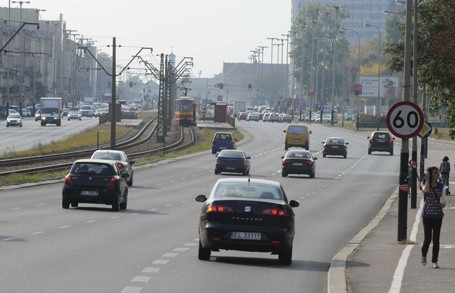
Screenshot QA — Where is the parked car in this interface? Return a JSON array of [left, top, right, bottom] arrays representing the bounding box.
[[322, 137, 348, 158], [195, 178, 299, 265], [67, 111, 82, 121], [22, 108, 32, 117], [62, 159, 129, 211], [90, 150, 134, 186], [281, 150, 317, 178], [6, 113, 23, 127], [94, 108, 109, 117], [211, 132, 236, 154], [367, 131, 394, 155], [237, 111, 248, 120], [281, 114, 292, 123], [215, 149, 251, 175]]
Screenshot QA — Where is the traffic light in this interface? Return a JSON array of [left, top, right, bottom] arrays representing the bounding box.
[[354, 84, 362, 95], [248, 83, 252, 91]]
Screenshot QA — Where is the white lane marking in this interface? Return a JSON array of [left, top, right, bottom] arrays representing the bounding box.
[[142, 267, 161, 273], [165, 204, 173, 207], [85, 220, 96, 223], [170, 180, 175, 183], [121, 287, 142, 293], [130, 213, 139, 216], [174, 247, 189, 252], [11, 207, 21, 210], [388, 198, 423, 293], [131, 276, 151, 283], [193, 238, 199, 242], [152, 259, 169, 265], [37, 203, 46, 206], [184, 242, 197, 247], [110, 216, 119, 219], [59, 225, 71, 229], [1, 237, 15, 241], [181, 177, 187, 180], [30, 231, 44, 235], [180, 201, 186, 204], [162, 252, 179, 258], [149, 208, 157, 212]]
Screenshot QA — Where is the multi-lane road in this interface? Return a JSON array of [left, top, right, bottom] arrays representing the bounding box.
[[0, 116, 100, 154], [1, 120, 402, 292]]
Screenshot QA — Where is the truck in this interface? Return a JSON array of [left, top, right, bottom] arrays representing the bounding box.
[[232, 100, 246, 117], [40, 97, 62, 126]]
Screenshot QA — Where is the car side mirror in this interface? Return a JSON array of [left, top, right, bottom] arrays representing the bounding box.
[[130, 161, 135, 165], [309, 130, 312, 134], [289, 200, 300, 208], [345, 142, 349, 145], [246, 156, 251, 159], [283, 130, 287, 133], [195, 195, 207, 202], [281, 156, 284, 159], [122, 173, 129, 179], [312, 157, 318, 160]]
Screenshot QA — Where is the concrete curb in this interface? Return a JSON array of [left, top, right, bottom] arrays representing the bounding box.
[[327, 188, 399, 293]]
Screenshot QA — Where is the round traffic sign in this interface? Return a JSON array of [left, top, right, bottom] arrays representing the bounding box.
[[386, 101, 424, 139]]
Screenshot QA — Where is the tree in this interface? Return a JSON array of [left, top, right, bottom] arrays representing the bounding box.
[[384, 0, 455, 137]]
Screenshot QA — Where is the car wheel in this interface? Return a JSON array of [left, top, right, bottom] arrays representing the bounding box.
[[305, 144, 309, 150], [198, 240, 211, 261], [282, 172, 287, 177], [310, 171, 315, 178], [323, 153, 326, 157], [368, 148, 371, 155], [284, 145, 288, 150], [120, 193, 128, 210], [390, 150, 394, 156], [62, 200, 70, 209], [214, 169, 219, 175], [20, 124, 22, 127], [6, 124, 9, 127], [212, 150, 216, 154], [127, 175, 133, 187], [279, 246, 292, 265], [71, 202, 78, 208], [344, 154, 347, 159], [112, 194, 120, 211]]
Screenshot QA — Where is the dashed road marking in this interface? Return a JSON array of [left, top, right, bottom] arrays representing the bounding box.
[[86, 220, 96, 223], [174, 247, 189, 252], [131, 276, 151, 283], [162, 252, 179, 258], [30, 231, 44, 235], [59, 225, 71, 229], [121, 286, 142, 293], [152, 259, 169, 265], [184, 242, 197, 247], [1, 237, 15, 241], [142, 267, 161, 273]]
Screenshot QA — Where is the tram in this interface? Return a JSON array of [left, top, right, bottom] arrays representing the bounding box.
[[175, 97, 197, 126]]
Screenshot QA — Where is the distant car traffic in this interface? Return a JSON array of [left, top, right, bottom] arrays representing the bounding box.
[[79, 105, 93, 117], [195, 178, 299, 265], [34, 110, 41, 121], [246, 112, 259, 121], [322, 137, 348, 158], [214, 149, 251, 175], [94, 108, 109, 117], [281, 150, 317, 178], [67, 111, 82, 121], [211, 132, 236, 154], [62, 159, 129, 211], [367, 131, 394, 155], [6, 113, 23, 127], [90, 150, 134, 186]]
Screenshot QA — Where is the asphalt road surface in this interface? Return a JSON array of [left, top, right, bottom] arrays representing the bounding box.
[[0, 120, 400, 292]]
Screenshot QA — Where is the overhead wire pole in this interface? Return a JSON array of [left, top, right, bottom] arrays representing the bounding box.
[[329, 5, 342, 126], [82, 42, 153, 149], [398, 0, 413, 242], [410, 0, 419, 209]]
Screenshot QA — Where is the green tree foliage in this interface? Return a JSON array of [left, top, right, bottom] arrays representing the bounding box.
[[291, 4, 350, 108], [384, 0, 455, 137]]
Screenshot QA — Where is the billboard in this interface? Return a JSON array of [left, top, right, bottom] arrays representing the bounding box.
[[359, 75, 400, 99]]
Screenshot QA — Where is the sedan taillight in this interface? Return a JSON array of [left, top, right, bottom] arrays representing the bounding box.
[[263, 208, 286, 216], [207, 205, 233, 213], [64, 175, 73, 186], [107, 176, 119, 190]]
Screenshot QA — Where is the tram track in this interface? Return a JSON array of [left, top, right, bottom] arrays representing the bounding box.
[[0, 118, 196, 177]]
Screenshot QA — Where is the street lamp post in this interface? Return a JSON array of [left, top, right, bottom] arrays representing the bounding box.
[[330, 5, 342, 126], [364, 22, 381, 130]]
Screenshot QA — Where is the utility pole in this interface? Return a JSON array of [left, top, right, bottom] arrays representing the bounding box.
[[410, 0, 419, 209], [330, 5, 342, 126]]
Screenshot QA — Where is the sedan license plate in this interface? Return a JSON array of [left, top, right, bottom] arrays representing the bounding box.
[[231, 232, 261, 240], [225, 166, 236, 170], [331, 146, 339, 149], [81, 191, 98, 196], [293, 162, 303, 166]]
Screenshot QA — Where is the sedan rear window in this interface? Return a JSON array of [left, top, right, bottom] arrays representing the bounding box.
[[215, 182, 283, 200], [71, 163, 115, 176], [374, 133, 390, 140]]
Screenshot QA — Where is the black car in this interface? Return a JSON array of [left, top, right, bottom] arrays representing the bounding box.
[[281, 150, 317, 178], [322, 137, 348, 158], [62, 159, 129, 211], [195, 178, 299, 265], [90, 150, 134, 186], [215, 149, 251, 175], [367, 131, 395, 155]]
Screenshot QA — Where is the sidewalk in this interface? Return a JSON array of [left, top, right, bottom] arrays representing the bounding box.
[[328, 144, 455, 293]]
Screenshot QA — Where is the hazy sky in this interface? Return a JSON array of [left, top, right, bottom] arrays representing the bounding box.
[[32, 0, 291, 78]]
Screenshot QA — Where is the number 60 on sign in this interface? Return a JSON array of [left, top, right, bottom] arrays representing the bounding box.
[[386, 101, 424, 139]]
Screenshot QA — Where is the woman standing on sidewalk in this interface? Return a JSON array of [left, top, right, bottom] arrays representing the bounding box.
[[420, 166, 445, 268]]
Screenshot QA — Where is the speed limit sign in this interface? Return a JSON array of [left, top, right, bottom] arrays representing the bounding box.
[[386, 101, 424, 139]]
